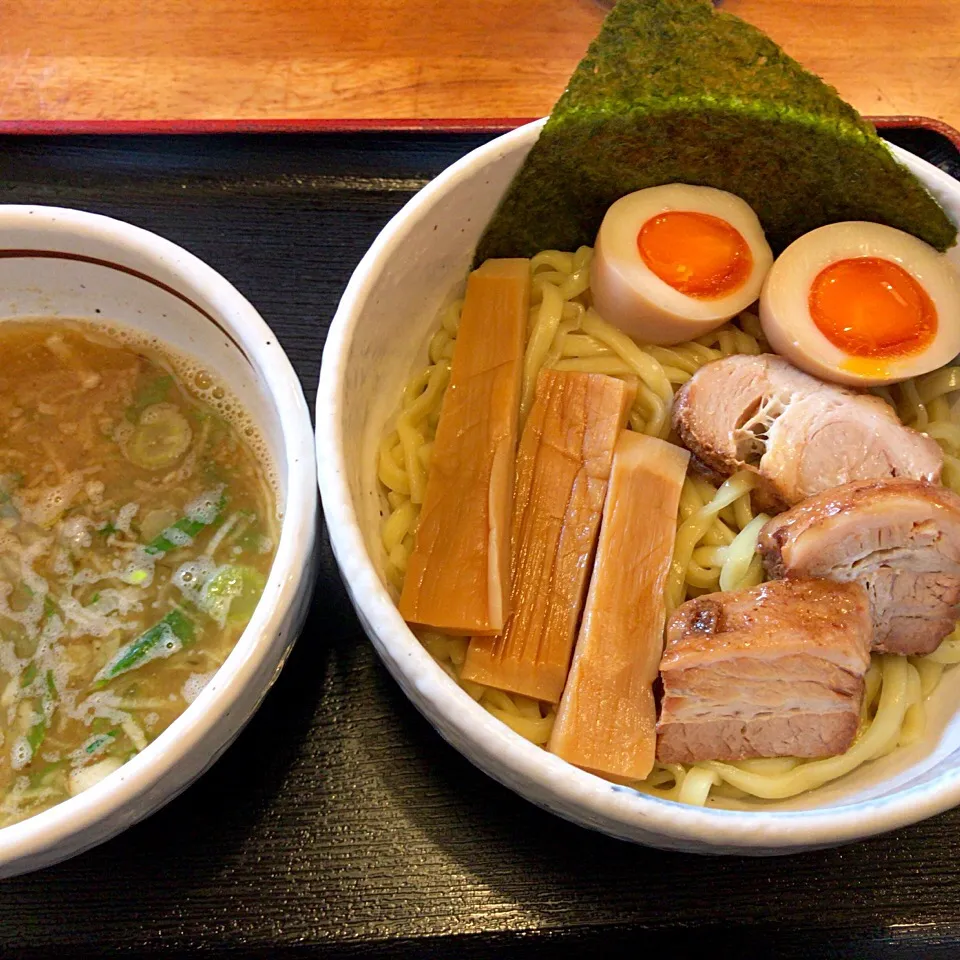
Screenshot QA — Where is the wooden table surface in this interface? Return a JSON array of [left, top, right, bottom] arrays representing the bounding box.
[[1, 0, 958, 131]]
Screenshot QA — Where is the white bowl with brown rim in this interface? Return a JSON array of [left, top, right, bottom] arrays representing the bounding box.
[[0, 205, 316, 877]]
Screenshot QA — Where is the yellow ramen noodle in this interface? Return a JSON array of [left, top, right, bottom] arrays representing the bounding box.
[[378, 247, 960, 807]]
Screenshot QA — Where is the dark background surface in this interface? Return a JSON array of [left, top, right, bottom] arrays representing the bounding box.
[[0, 127, 959, 959]]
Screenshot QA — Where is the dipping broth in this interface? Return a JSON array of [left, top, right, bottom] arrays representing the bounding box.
[[0, 320, 278, 827]]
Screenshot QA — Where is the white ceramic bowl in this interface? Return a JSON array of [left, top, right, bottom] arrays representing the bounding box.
[[318, 120, 960, 855], [0, 206, 317, 877]]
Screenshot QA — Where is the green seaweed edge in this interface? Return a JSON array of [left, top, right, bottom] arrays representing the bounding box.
[[475, 0, 956, 262]]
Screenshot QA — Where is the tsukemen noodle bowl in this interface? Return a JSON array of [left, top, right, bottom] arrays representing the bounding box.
[[318, 120, 960, 855]]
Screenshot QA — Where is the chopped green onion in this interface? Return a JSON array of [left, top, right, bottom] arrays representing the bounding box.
[[144, 494, 226, 556], [94, 609, 195, 687], [237, 521, 265, 551], [201, 565, 267, 625], [126, 403, 193, 470], [83, 730, 118, 755], [25, 675, 57, 760], [126, 374, 173, 422], [26, 715, 47, 755], [20, 662, 37, 688]]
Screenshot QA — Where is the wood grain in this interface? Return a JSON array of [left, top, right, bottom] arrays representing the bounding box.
[[0, 128, 959, 958], [0, 0, 958, 128]]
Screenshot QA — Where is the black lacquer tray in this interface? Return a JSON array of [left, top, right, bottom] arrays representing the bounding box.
[[1, 122, 959, 959]]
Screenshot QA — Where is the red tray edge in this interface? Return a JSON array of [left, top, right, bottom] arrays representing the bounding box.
[[0, 115, 957, 148], [0, 117, 532, 136], [872, 116, 960, 150]]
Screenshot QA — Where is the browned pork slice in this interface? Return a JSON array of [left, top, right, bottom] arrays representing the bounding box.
[[759, 478, 960, 656], [672, 354, 942, 511], [656, 579, 872, 764]]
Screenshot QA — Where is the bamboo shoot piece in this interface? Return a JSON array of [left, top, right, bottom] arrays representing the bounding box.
[[462, 369, 635, 701], [399, 258, 530, 635], [548, 430, 689, 781]]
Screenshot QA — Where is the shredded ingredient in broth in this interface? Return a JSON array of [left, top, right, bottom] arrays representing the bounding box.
[[379, 247, 960, 806], [0, 320, 278, 827]]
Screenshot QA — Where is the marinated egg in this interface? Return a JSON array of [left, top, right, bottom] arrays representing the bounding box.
[[760, 221, 960, 386], [589, 184, 773, 345]]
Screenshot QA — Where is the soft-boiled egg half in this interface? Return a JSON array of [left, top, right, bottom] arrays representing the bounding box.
[[760, 221, 960, 387], [590, 184, 774, 345]]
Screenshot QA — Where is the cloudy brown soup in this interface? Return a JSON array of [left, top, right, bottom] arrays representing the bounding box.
[[0, 320, 278, 826]]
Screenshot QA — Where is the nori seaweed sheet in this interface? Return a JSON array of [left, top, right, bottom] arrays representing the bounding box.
[[475, 0, 956, 262]]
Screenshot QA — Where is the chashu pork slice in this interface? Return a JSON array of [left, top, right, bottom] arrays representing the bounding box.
[[656, 578, 872, 764], [759, 478, 960, 656], [672, 354, 942, 511]]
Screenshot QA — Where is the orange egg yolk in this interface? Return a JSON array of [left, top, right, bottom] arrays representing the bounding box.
[[636, 210, 753, 299], [809, 257, 937, 359]]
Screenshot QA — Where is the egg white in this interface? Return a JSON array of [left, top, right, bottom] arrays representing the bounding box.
[[589, 184, 773, 345], [759, 221, 960, 387]]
